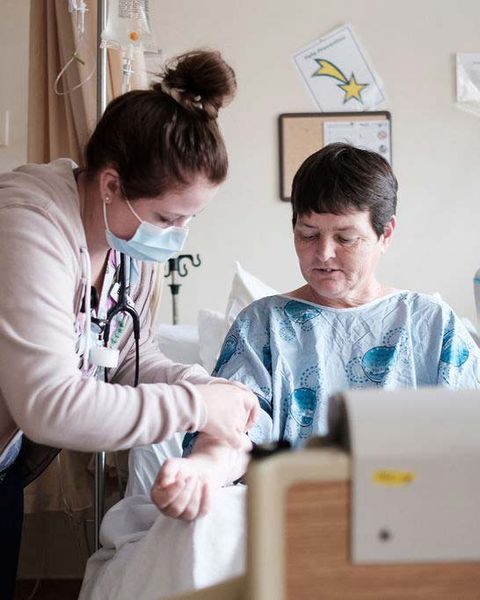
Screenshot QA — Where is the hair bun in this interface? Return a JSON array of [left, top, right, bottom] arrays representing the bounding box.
[[153, 50, 236, 119]]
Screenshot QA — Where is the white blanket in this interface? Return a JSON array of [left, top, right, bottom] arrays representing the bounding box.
[[79, 487, 246, 600]]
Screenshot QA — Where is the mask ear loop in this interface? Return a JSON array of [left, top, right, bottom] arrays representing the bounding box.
[[125, 199, 144, 224], [104, 193, 144, 233], [102, 197, 112, 232]]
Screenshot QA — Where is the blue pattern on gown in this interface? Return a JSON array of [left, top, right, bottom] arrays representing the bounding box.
[[212, 292, 480, 447]]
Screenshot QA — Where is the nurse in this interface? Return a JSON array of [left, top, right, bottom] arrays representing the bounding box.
[[0, 49, 258, 598]]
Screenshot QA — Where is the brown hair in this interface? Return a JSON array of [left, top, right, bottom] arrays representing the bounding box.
[[291, 143, 398, 238], [85, 50, 236, 199]]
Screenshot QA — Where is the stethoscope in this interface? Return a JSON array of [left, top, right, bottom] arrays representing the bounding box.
[[80, 249, 140, 386], [104, 252, 140, 385]]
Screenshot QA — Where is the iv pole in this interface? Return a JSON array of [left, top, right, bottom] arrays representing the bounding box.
[[94, 0, 108, 554], [164, 254, 202, 324], [91, 2, 201, 549]]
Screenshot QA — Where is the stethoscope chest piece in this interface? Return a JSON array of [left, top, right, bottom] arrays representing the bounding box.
[[89, 345, 120, 369]]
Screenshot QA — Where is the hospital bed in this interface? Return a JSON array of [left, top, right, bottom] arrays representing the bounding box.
[[167, 387, 480, 600]]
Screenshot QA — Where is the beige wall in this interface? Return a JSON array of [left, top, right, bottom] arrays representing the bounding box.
[[152, 0, 480, 325], [0, 0, 29, 172], [2, 0, 480, 325]]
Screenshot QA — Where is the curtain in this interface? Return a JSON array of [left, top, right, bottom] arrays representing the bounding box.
[[28, 0, 96, 164], [27, 0, 148, 166]]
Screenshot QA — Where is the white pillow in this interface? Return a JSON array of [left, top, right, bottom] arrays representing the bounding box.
[[155, 323, 201, 365], [224, 261, 278, 331], [198, 309, 226, 373], [196, 264, 278, 373]]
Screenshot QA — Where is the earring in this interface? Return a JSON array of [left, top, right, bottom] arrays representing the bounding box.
[[105, 195, 111, 203]]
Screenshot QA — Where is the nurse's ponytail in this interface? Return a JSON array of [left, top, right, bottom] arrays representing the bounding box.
[[84, 49, 237, 199], [154, 50, 236, 121]]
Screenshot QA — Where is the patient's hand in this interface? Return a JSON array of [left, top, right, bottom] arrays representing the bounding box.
[[152, 433, 250, 521], [151, 457, 214, 521]]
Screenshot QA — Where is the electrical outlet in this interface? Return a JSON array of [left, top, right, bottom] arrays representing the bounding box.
[[0, 110, 10, 147]]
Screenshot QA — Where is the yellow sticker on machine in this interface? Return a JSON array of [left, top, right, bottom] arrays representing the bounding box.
[[372, 470, 416, 486]]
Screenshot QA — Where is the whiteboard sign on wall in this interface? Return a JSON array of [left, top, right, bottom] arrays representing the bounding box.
[[278, 111, 392, 201], [323, 119, 391, 164]]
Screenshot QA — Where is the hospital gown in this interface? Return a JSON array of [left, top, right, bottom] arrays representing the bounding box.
[[212, 292, 480, 447]]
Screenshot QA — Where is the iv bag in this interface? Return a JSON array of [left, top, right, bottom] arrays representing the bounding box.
[[101, 0, 156, 52]]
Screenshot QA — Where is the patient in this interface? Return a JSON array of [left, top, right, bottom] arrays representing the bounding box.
[[151, 142, 480, 519]]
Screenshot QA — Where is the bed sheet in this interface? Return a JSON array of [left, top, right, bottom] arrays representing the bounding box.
[[79, 486, 246, 600]]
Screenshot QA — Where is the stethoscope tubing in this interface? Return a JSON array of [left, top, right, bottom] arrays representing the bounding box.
[[103, 253, 140, 386]]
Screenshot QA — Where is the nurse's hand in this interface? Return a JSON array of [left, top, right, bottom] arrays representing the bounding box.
[[196, 383, 258, 450]]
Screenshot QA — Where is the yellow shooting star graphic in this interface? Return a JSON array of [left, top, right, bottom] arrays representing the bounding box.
[[313, 59, 368, 104]]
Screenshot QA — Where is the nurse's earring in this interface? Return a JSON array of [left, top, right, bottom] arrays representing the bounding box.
[[104, 195, 111, 204]]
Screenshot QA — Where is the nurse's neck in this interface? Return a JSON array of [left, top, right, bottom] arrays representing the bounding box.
[[76, 171, 110, 288]]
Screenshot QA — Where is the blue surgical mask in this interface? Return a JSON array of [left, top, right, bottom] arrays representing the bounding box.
[[103, 199, 189, 263]]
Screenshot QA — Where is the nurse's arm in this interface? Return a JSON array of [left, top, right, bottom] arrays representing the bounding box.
[[0, 205, 207, 452]]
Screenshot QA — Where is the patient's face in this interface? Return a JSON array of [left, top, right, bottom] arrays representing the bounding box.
[[293, 210, 394, 308]]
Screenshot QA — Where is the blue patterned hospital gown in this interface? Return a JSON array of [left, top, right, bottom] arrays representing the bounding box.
[[212, 292, 480, 447]]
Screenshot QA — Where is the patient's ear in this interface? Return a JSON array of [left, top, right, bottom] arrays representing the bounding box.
[[380, 215, 396, 252]]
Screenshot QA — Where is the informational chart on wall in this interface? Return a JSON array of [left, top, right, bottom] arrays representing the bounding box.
[[278, 111, 391, 200], [292, 24, 386, 112], [323, 119, 391, 163]]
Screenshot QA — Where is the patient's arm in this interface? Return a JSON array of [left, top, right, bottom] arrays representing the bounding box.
[[151, 433, 250, 521]]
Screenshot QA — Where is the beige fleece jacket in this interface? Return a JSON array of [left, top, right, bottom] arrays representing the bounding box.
[[0, 159, 213, 455]]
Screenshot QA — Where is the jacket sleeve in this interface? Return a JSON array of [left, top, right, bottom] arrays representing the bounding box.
[[0, 204, 207, 452]]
